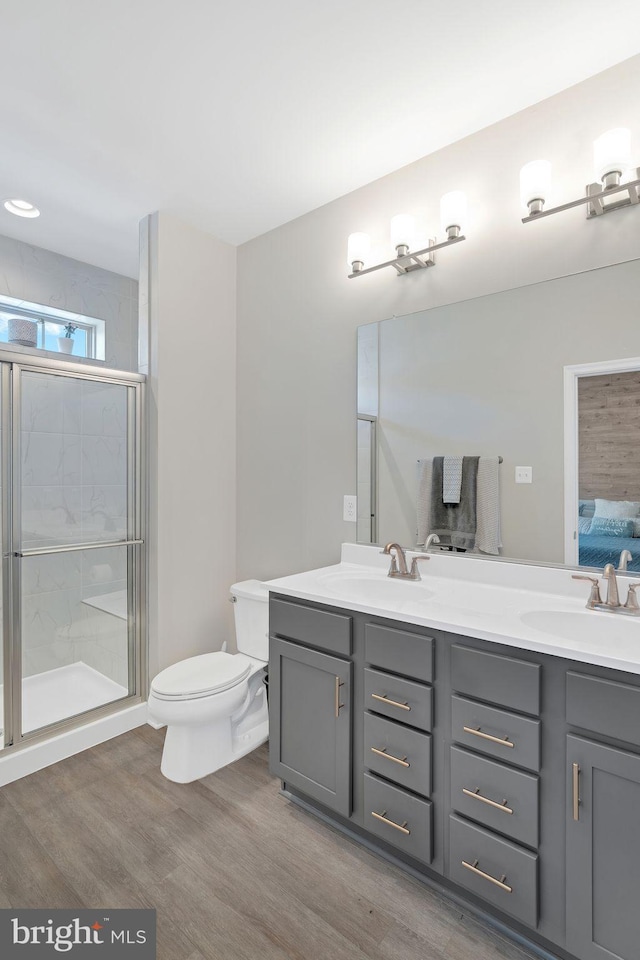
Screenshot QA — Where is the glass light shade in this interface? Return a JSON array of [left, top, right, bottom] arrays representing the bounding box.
[[347, 232, 371, 268], [390, 214, 416, 251], [519, 160, 552, 208], [593, 128, 631, 181], [440, 191, 467, 233]]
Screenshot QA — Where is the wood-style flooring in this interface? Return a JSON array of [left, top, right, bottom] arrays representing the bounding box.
[[0, 727, 537, 960]]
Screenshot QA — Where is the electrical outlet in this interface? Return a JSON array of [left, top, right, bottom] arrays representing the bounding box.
[[343, 495, 357, 522], [515, 466, 533, 484]]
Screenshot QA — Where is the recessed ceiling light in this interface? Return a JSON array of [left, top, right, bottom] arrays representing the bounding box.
[[4, 199, 40, 218]]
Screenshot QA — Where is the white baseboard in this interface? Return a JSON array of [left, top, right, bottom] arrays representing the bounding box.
[[0, 702, 148, 787]]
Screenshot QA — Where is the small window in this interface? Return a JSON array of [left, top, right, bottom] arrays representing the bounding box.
[[0, 295, 105, 361]]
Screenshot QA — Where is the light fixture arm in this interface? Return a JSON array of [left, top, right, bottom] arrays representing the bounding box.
[[348, 233, 465, 279], [522, 167, 640, 223]]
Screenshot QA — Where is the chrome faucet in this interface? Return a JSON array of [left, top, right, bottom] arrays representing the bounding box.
[[381, 543, 408, 576], [619, 549, 633, 572], [424, 533, 441, 552], [381, 543, 430, 581], [602, 563, 620, 607], [572, 563, 640, 616]]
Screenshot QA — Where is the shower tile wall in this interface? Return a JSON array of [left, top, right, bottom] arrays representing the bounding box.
[[0, 234, 138, 372], [21, 376, 129, 685]]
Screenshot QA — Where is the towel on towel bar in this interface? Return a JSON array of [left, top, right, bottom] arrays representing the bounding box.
[[474, 457, 502, 555], [431, 456, 479, 550], [442, 456, 463, 504]]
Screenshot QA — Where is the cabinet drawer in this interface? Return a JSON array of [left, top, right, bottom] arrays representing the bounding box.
[[364, 712, 431, 796], [449, 815, 538, 928], [452, 695, 541, 772], [451, 644, 540, 716], [567, 671, 640, 748], [450, 746, 539, 848], [365, 623, 433, 682], [270, 597, 352, 656], [364, 772, 432, 863], [365, 668, 433, 732]]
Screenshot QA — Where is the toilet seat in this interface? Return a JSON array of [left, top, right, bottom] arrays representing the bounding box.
[[151, 651, 252, 701]]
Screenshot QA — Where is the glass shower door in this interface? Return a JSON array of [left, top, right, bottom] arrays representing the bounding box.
[[13, 367, 142, 740]]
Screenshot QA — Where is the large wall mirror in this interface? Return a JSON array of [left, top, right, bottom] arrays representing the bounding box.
[[357, 257, 640, 571]]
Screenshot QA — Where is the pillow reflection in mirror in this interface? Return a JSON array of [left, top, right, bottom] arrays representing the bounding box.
[[594, 498, 640, 519], [589, 517, 635, 537]]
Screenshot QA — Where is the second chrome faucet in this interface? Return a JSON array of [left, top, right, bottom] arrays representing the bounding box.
[[572, 560, 640, 616]]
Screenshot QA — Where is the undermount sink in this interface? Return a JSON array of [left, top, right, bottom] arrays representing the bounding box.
[[520, 609, 639, 644], [316, 569, 434, 604]]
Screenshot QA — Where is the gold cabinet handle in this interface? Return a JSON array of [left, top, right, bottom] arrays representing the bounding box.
[[463, 725, 514, 748], [462, 859, 513, 893], [371, 692, 411, 711], [335, 676, 345, 718], [370, 746, 410, 768], [572, 762, 581, 821], [371, 809, 410, 835], [463, 787, 513, 815]]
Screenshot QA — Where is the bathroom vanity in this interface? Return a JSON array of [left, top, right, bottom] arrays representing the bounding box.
[[266, 545, 640, 960]]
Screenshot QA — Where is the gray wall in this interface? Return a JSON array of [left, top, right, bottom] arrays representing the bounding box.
[[0, 234, 138, 372], [143, 213, 237, 676], [374, 260, 640, 564], [236, 55, 640, 581]]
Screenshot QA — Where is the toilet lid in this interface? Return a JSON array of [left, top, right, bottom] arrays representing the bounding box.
[[151, 652, 252, 700]]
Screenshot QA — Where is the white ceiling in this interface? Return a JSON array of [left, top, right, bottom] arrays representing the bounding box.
[[1, 0, 640, 279]]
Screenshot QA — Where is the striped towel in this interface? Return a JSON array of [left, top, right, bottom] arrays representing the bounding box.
[[442, 456, 463, 503], [475, 457, 502, 555]]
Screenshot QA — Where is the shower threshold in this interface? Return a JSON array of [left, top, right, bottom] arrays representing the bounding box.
[[0, 661, 129, 748]]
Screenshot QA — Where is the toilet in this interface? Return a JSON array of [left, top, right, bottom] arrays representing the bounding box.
[[148, 579, 269, 783]]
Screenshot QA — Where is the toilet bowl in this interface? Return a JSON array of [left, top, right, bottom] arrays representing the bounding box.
[[148, 580, 269, 783]]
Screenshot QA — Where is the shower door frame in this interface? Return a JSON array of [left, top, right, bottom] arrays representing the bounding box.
[[0, 351, 146, 752]]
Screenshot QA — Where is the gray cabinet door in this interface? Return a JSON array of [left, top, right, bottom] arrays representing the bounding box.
[[567, 734, 640, 960], [269, 637, 352, 817]]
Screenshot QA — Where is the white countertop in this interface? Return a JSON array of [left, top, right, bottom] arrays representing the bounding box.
[[265, 544, 640, 675]]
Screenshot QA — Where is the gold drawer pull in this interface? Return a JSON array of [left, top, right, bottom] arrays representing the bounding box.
[[463, 725, 514, 748], [572, 762, 580, 821], [463, 787, 513, 815], [371, 810, 410, 835], [371, 692, 411, 711], [371, 746, 410, 768], [335, 676, 345, 718], [462, 859, 513, 893]]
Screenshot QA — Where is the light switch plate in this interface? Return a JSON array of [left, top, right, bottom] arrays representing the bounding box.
[[343, 495, 357, 522], [515, 466, 533, 484]]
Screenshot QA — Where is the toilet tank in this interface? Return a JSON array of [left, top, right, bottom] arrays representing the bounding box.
[[230, 579, 269, 660]]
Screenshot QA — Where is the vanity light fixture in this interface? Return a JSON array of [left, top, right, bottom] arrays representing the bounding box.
[[520, 128, 639, 223], [3, 198, 40, 218], [347, 192, 467, 278]]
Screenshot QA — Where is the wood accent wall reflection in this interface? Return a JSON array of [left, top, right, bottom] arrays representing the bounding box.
[[578, 370, 640, 500]]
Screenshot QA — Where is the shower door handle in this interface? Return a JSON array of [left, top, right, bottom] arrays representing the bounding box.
[[14, 539, 144, 557]]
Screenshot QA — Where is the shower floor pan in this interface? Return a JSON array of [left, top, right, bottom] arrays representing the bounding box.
[[0, 661, 129, 745]]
